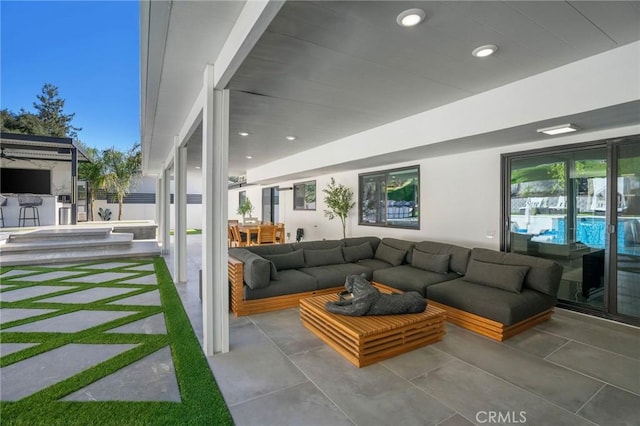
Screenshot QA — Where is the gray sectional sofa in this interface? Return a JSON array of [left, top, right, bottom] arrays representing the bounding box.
[[228, 236, 562, 341]]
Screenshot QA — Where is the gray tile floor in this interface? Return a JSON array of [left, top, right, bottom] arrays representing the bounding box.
[[167, 236, 640, 426]]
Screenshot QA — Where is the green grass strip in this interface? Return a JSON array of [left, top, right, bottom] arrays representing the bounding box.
[[0, 257, 234, 425]]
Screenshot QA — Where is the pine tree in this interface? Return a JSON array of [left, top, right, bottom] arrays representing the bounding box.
[[32, 83, 81, 138]]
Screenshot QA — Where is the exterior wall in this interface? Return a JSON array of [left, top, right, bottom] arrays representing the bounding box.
[[91, 172, 205, 229], [239, 125, 639, 248]]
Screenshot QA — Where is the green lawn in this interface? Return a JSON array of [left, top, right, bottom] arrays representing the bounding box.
[[0, 258, 232, 425]]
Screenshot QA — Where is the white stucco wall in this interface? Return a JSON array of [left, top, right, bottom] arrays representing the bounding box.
[[242, 125, 639, 248]]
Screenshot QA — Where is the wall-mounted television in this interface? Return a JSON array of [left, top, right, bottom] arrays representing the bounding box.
[[1, 168, 51, 194]]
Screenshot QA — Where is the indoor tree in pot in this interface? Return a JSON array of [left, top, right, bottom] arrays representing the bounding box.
[[323, 177, 355, 239], [237, 198, 254, 223]]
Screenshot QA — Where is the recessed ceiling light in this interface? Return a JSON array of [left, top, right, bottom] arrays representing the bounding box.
[[195, 166, 201, 169], [472, 44, 498, 58], [537, 124, 579, 136], [238, 131, 249, 137], [245, 155, 253, 159], [286, 136, 296, 141], [397, 8, 425, 27]]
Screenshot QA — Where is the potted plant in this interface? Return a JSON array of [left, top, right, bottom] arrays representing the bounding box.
[[323, 177, 355, 239], [237, 198, 254, 222]]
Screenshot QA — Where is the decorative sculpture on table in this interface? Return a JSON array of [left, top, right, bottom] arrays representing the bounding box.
[[326, 274, 426, 316]]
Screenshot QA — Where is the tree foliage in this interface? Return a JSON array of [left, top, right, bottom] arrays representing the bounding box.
[[1, 83, 81, 139], [102, 144, 142, 220], [78, 145, 106, 221], [323, 177, 355, 239]]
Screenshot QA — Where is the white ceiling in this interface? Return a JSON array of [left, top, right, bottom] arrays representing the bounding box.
[[142, 1, 640, 177]]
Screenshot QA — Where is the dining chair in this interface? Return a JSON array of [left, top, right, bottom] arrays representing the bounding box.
[[230, 225, 247, 247], [275, 223, 285, 244], [256, 224, 277, 245]]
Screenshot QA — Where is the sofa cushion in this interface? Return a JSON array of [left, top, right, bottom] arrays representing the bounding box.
[[414, 241, 471, 275], [244, 244, 294, 256], [263, 249, 305, 271], [428, 278, 556, 325], [356, 258, 394, 271], [375, 243, 407, 266], [342, 242, 374, 263], [292, 240, 344, 251], [373, 265, 458, 297], [342, 236, 381, 252], [304, 246, 345, 267], [411, 249, 450, 274], [470, 248, 563, 296], [379, 238, 415, 263], [244, 269, 317, 300], [465, 259, 529, 293], [328, 263, 374, 281], [299, 266, 345, 290], [228, 249, 272, 290]]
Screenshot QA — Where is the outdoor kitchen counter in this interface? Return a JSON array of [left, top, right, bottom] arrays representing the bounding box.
[[0, 194, 62, 227]]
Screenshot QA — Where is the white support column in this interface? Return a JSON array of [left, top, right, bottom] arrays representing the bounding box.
[[202, 64, 229, 355], [156, 174, 164, 248], [173, 137, 188, 284], [162, 166, 171, 255]]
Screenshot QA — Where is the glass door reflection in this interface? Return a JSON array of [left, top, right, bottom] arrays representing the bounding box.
[[615, 141, 640, 319]]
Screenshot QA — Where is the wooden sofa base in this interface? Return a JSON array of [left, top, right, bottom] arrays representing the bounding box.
[[428, 301, 553, 342], [233, 286, 344, 316]]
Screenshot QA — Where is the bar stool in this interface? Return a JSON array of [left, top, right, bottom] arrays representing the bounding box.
[[18, 194, 43, 227], [0, 195, 6, 228]]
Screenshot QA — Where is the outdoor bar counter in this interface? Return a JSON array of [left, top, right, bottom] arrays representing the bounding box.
[[0, 194, 62, 227]]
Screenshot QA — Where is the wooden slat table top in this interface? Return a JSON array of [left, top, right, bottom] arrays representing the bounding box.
[[300, 294, 445, 338]]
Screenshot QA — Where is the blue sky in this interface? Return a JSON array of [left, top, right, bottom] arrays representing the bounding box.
[[1, 0, 139, 151]]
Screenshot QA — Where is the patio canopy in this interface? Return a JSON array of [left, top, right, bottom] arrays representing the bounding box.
[[1, 132, 90, 225], [0, 132, 90, 162]]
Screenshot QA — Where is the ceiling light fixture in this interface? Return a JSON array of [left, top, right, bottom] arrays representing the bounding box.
[[245, 155, 253, 159], [472, 44, 498, 58], [238, 132, 249, 137], [286, 136, 296, 141], [537, 124, 579, 136], [396, 8, 425, 27]]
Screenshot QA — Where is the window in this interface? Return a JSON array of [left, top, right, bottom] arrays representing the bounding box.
[[294, 180, 316, 210], [238, 191, 246, 207], [359, 166, 419, 229]]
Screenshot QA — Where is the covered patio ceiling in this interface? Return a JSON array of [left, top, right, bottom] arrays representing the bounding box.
[[142, 1, 640, 178]]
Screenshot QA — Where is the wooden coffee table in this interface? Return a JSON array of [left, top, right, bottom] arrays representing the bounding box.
[[300, 294, 446, 367]]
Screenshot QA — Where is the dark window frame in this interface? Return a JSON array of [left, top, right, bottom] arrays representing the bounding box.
[[293, 180, 316, 211], [358, 165, 420, 230]]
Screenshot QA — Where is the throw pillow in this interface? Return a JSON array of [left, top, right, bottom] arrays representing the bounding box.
[[342, 242, 374, 263], [304, 246, 346, 267], [263, 249, 305, 271], [464, 259, 530, 293], [411, 249, 450, 274], [375, 243, 407, 266]]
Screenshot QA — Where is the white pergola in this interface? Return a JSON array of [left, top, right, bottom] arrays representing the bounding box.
[[144, 1, 284, 355]]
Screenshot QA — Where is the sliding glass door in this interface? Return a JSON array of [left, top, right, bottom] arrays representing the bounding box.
[[503, 136, 639, 324], [614, 141, 640, 318]]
